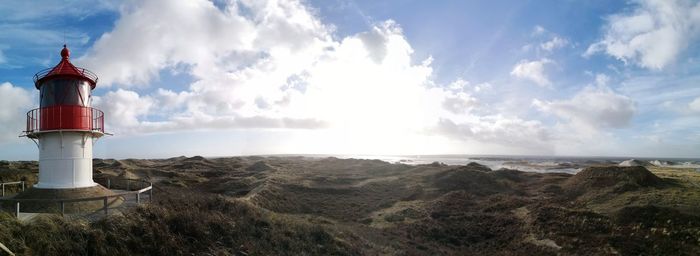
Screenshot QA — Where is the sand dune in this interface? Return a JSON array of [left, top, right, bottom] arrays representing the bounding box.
[[1, 156, 700, 255]]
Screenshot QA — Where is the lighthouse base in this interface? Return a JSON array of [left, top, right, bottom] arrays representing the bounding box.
[[37, 132, 96, 189], [11, 185, 122, 214]]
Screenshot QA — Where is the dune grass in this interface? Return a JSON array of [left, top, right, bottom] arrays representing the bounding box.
[[0, 189, 358, 256], [2, 157, 700, 255]]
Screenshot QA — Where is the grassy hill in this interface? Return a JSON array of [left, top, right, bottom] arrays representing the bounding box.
[[0, 156, 699, 255]]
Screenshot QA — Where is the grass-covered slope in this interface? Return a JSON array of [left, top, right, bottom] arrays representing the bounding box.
[[1, 157, 699, 255], [0, 189, 357, 256]]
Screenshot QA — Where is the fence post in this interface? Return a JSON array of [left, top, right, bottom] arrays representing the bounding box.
[[149, 188, 153, 202], [103, 197, 108, 215], [136, 193, 140, 204], [21, 181, 25, 191], [60, 201, 65, 216], [1, 184, 4, 197], [107, 179, 111, 189], [15, 202, 19, 218]]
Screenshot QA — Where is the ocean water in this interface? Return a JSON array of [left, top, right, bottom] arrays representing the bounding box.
[[337, 155, 700, 174]]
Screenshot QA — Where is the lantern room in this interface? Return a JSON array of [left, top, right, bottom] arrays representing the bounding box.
[[26, 45, 103, 135]]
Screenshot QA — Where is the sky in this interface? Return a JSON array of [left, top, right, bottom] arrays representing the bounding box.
[[1, 0, 700, 160]]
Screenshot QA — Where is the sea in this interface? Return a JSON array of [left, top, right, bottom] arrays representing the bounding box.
[[333, 155, 700, 174]]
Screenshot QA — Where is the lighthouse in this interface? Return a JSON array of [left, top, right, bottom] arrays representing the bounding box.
[[23, 45, 106, 189]]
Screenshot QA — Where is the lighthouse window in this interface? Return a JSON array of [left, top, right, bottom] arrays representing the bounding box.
[[40, 79, 91, 107]]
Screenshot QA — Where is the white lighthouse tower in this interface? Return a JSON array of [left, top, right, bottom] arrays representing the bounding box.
[[23, 45, 106, 189]]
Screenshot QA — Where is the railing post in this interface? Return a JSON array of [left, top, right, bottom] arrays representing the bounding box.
[[15, 202, 19, 218], [107, 179, 111, 189], [149, 188, 153, 202], [103, 197, 108, 215], [127, 180, 130, 191], [60, 201, 65, 216], [21, 181, 25, 191], [1, 184, 4, 197], [136, 193, 140, 204]]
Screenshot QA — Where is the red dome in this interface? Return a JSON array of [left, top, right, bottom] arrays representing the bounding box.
[[34, 45, 98, 89], [60, 44, 70, 59]]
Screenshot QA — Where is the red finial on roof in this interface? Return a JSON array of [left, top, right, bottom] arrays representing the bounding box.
[[60, 44, 70, 59], [33, 45, 98, 89]]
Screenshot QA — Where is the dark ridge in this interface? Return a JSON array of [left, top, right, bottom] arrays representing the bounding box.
[[427, 161, 446, 167], [166, 156, 188, 161], [491, 168, 527, 181], [431, 167, 509, 195], [171, 156, 216, 170], [464, 162, 492, 172], [246, 161, 275, 172], [565, 166, 663, 194], [185, 156, 206, 161]]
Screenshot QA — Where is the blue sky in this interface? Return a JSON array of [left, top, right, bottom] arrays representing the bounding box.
[[1, 0, 699, 160]]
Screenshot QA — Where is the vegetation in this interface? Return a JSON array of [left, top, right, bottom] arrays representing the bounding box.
[[1, 157, 699, 255], [0, 161, 37, 194], [0, 189, 357, 256]]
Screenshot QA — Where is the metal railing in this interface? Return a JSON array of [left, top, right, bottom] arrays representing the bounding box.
[[33, 66, 99, 85], [0, 181, 25, 197], [0, 178, 152, 218], [25, 106, 104, 134], [0, 241, 14, 256]]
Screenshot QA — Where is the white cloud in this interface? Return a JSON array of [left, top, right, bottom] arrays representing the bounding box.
[[447, 78, 469, 91], [690, 97, 700, 112], [154, 88, 191, 111], [595, 73, 610, 87], [0, 82, 33, 143], [532, 25, 546, 36], [524, 25, 568, 54], [434, 116, 550, 150], [473, 82, 492, 93], [358, 25, 390, 63], [94, 89, 154, 128], [78, 0, 259, 86], [75, 0, 555, 154], [80, 1, 427, 133], [510, 58, 553, 87], [530, 80, 638, 155], [444, 78, 491, 93], [533, 85, 636, 132], [442, 92, 478, 114], [585, 0, 700, 69], [540, 36, 568, 51]]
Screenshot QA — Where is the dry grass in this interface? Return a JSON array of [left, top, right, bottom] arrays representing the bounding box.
[[2, 157, 700, 255], [0, 188, 358, 256], [0, 161, 37, 195]]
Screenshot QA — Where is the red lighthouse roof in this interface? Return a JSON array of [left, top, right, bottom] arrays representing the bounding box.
[[33, 45, 98, 89]]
